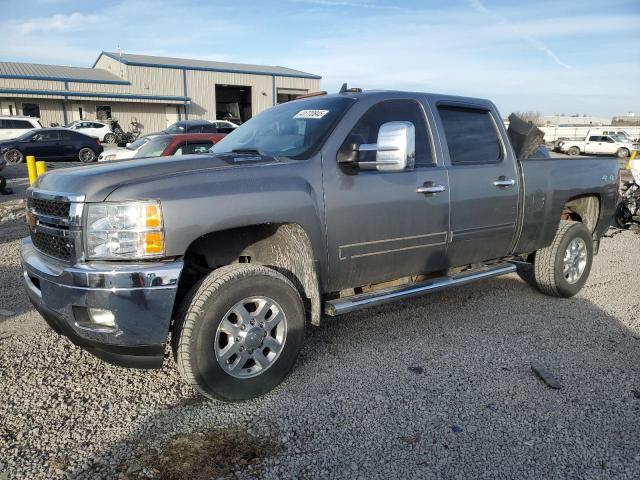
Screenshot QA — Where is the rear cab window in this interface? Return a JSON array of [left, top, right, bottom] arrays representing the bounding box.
[[437, 105, 503, 165]]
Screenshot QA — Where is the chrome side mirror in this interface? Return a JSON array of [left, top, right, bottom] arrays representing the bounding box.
[[358, 121, 415, 172]]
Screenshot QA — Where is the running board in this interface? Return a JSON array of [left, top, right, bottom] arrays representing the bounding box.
[[323, 262, 517, 316]]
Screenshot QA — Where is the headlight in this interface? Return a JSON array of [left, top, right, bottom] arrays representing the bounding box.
[[85, 201, 164, 259]]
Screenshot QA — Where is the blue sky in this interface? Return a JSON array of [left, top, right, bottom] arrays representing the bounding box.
[[1, 0, 638, 117]]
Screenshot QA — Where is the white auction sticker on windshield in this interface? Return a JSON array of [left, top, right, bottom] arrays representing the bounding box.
[[294, 109, 329, 119]]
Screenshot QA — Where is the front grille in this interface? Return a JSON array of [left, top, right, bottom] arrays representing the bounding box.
[[27, 191, 82, 262], [27, 197, 70, 219], [31, 229, 72, 260]]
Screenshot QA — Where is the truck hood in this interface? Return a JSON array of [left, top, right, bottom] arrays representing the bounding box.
[[34, 153, 280, 202]]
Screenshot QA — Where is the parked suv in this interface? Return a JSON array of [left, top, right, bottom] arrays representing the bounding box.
[[21, 90, 617, 401], [0, 116, 42, 140]]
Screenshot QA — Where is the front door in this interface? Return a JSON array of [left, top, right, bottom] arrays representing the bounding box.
[[322, 98, 450, 291], [29, 130, 63, 158], [436, 104, 519, 266]]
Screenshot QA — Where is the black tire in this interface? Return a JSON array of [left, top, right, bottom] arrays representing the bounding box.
[[532, 220, 593, 297], [173, 264, 305, 402], [103, 133, 117, 144], [4, 149, 24, 164], [616, 148, 630, 159], [78, 147, 97, 163], [567, 146, 580, 156]]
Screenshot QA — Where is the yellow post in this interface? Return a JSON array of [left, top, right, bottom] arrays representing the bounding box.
[[26, 156, 37, 185], [35, 161, 47, 177], [627, 150, 637, 170]]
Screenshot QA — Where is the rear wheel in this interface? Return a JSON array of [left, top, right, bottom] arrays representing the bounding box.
[[532, 220, 593, 297], [4, 149, 23, 164], [567, 146, 580, 156], [173, 264, 305, 402], [78, 148, 96, 163], [616, 148, 630, 159], [103, 133, 116, 144]]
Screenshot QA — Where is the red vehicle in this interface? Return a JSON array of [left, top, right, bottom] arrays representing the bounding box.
[[133, 133, 226, 159]]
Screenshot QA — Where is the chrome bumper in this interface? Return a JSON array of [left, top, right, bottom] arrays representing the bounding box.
[[20, 237, 183, 368]]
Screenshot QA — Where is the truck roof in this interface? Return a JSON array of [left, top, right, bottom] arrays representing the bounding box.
[[294, 89, 495, 109]]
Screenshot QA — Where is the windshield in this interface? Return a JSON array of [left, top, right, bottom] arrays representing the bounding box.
[[210, 96, 356, 159], [165, 122, 186, 134], [126, 137, 150, 151], [134, 137, 172, 158]]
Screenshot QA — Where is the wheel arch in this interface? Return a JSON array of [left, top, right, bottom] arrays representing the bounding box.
[[560, 194, 601, 234], [177, 222, 322, 326]]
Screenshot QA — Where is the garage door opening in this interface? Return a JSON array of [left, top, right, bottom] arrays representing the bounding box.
[[216, 85, 251, 125]]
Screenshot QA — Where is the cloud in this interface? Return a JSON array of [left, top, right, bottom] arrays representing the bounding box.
[[17, 12, 102, 34], [467, 0, 573, 70]]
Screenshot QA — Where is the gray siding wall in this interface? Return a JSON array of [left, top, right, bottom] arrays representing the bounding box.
[[1, 55, 321, 133]]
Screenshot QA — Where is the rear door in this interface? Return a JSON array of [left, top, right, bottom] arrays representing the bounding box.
[[322, 97, 450, 291], [435, 103, 519, 266]]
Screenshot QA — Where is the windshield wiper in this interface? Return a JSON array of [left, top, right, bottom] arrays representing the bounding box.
[[231, 148, 261, 154]]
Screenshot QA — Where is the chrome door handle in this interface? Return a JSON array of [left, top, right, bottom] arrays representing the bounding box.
[[493, 178, 515, 188], [417, 184, 446, 194]]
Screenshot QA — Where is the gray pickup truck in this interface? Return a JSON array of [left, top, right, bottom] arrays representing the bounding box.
[[21, 89, 618, 401]]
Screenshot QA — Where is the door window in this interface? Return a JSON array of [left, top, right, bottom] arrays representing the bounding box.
[[588, 136, 601, 142], [438, 106, 502, 165], [60, 131, 78, 140], [174, 142, 214, 155], [31, 131, 60, 142], [5, 119, 33, 129], [340, 99, 433, 166]]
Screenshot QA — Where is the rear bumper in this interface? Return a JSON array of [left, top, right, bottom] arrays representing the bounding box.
[[20, 237, 183, 369]]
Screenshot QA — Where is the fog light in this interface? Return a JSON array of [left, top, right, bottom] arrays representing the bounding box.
[[87, 308, 116, 327]]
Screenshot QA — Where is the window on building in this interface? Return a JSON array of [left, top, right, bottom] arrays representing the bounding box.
[[438, 106, 502, 165], [339, 99, 434, 167], [22, 103, 40, 118], [96, 105, 112, 121]]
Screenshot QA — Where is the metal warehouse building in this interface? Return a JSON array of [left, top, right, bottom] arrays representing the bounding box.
[[0, 51, 322, 133]]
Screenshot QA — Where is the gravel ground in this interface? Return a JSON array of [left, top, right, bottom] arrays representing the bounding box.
[[1, 161, 639, 479]]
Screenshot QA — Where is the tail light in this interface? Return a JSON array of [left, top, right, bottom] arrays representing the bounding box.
[[96, 138, 101, 145]]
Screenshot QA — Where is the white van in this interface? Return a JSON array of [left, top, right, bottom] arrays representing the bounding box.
[[0, 116, 42, 140]]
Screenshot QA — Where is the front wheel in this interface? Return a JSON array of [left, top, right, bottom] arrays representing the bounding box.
[[173, 264, 305, 401], [4, 149, 24, 164], [532, 220, 593, 297], [78, 148, 97, 163]]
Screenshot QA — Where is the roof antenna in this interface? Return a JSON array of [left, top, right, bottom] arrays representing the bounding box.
[[339, 83, 348, 94]]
